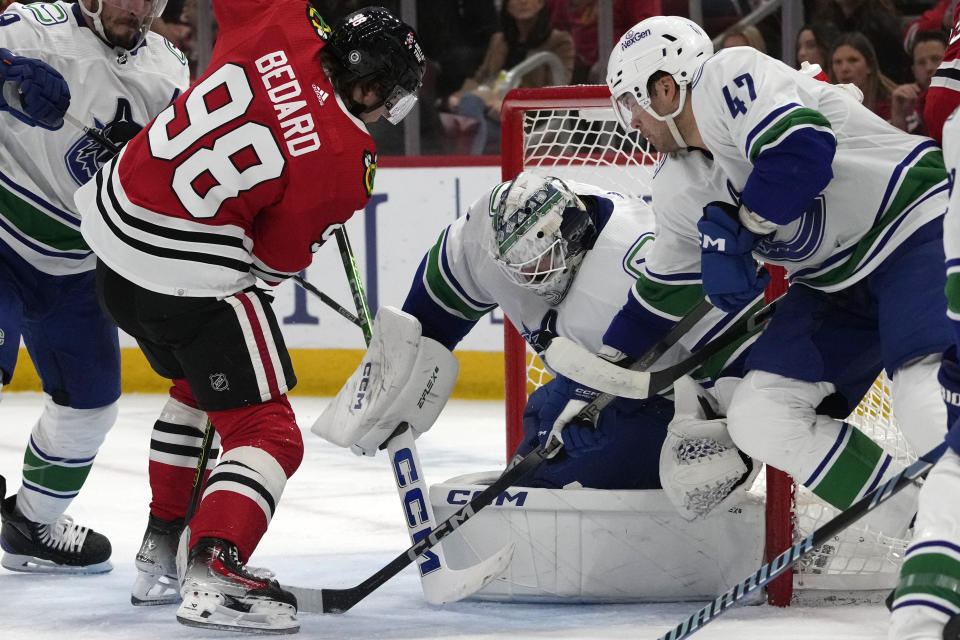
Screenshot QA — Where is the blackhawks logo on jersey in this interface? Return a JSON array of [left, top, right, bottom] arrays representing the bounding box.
[[362, 150, 377, 197], [307, 5, 331, 41]]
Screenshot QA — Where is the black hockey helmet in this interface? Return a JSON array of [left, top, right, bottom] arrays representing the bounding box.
[[325, 7, 425, 124]]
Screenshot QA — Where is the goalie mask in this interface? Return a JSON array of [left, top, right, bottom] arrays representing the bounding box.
[[80, 0, 168, 53], [606, 16, 712, 134], [490, 173, 597, 306]]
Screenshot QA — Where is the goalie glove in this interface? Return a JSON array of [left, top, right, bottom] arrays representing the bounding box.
[[659, 376, 758, 520], [311, 307, 459, 457]]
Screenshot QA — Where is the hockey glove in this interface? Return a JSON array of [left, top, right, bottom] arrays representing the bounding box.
[[0, 48, 70, 128], [697, 202, 770, 313], [536, 374, 606, 458]]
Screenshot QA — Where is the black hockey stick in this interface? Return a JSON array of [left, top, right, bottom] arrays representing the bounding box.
[[655, 440, 948, 640], [292, 275, 362, 328], [308, 296, 753, 613]]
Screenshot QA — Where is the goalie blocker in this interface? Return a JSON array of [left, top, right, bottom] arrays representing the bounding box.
[[312, 307, 458, 456]]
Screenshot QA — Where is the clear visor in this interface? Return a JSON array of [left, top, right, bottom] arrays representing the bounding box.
[[612, 91, 644, 130], [100, 0, 166, 20], [382, 85, 419, 124]]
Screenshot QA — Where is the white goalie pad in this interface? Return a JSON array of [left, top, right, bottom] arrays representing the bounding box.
[[429, 472, 765, 602], [659, 376, 757, 520], [311, 307, 459, 456]]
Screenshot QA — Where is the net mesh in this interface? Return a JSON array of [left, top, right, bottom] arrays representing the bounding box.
[[508, 91, 916, 600]]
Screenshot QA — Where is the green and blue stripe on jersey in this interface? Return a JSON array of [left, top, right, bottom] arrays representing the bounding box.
[[794, 141, 948, 290], [891, 540, 960, 618], [741, 102, 837, 226], [402, 227, 498, 349], [0, 169, 91, 265]]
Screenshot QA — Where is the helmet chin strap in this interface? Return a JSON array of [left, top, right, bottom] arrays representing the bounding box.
[[665, 85, 689, 149], [79, 0, 111, 45]]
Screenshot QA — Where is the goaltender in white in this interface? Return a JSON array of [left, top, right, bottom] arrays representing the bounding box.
[[313, 171, 767, 601]]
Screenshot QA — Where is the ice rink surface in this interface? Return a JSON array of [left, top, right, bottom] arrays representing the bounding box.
[[0, 393, 891, 639]]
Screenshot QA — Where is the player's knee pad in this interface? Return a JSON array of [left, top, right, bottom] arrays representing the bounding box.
[[726, 371, 837, 477], [892, 352, 946, 454], [208, 396, 302, 477], [31, 394, 119, 457]]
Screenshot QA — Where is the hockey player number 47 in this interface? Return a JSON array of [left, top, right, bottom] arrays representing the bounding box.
[[146, 63, 286, 219], [722, 73, 756, 118]]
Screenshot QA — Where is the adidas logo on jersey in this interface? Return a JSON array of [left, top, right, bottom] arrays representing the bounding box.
[[313, 84, 329, 106]]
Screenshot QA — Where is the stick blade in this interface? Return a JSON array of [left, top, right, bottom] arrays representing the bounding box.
[[543, 337, 650, 398], [421, 542, 514, 605]]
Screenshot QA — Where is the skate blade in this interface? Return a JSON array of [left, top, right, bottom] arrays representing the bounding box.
[[1, 553, 112, 575], [177, 593, 298, 635], [131, 572, 180, 606]]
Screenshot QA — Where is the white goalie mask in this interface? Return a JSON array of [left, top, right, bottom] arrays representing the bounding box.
[[490, 173, 596, 306], [606, 16, 712, 131], [80, 0, 168, 53]]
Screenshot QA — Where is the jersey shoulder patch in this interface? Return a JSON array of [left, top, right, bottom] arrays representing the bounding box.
[[17, 2, 70, 26]]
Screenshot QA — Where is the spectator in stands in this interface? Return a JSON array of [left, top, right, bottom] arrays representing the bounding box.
[[795, 22, 840, 72], [446, 0, 574, 155], [548, 0, 658, 84], [417, 0, 499, 100], [720, 24, 767, 54], [903, 0, 958, 54], [830, 31, 898, 120], [812, 0, 911, 83], [890, 30, 948, 135]]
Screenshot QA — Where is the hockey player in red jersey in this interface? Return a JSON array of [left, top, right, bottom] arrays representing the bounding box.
[[74, 1, 424, 633], [924, 3, 960, 144]]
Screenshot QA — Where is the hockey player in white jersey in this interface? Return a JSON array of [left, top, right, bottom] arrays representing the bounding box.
[[888, 9, 960, 634], [0, 0, 188, 575], [577, 15, 951, 550]]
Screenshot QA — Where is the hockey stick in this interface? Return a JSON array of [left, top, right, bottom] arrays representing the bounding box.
[[544, 297, 776, 400], [655, 441, 948, 640], [292, 274, 362, 328], [317, 226, 512, 609], [293, 296, 734, 613]]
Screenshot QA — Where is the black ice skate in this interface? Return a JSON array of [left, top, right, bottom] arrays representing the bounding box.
[[0, 490, 111, 574], [131, 513, 184, 606], [177, 537, 298, 634]]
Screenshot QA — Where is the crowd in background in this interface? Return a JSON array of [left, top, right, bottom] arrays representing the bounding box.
[[1, 0, 953, 154]]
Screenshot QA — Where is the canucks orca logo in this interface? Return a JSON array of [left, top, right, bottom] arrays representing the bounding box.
[[64, 98, 143, 186]]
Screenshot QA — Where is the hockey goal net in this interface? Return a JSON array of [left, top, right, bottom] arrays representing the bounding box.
[[499, 85, 916, 606]]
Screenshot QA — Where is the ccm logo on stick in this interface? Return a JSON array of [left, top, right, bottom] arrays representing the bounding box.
[[393, 447, 441, 576]]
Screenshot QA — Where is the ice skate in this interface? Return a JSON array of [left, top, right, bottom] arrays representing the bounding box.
[[176, 537, 298, 634], [0, 492, 111, 574], [131, 513, 183, 605]]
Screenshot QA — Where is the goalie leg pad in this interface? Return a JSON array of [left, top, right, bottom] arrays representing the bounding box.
[[312, 306, 459, 456]]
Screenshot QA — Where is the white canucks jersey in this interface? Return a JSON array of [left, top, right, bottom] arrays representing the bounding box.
[[942, 112, 960, 329], [410, 180, 738, 376], [692, 47, 948, 292], [0, 1, 189, 275]]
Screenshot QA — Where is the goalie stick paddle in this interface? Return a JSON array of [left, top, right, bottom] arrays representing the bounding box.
[[318, 226, 512, 610], [655, 441, 949, 640], [545, 297, 776, 401]]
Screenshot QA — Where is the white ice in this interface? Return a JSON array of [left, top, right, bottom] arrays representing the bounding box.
[[0, 393, 891, 639]]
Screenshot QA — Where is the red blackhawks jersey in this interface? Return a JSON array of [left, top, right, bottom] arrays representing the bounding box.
[[925, 2, 960, 143], [76, 0, 376, 297]]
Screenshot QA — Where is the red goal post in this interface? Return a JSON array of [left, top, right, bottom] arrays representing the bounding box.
[[498, 85, 914, 606]]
